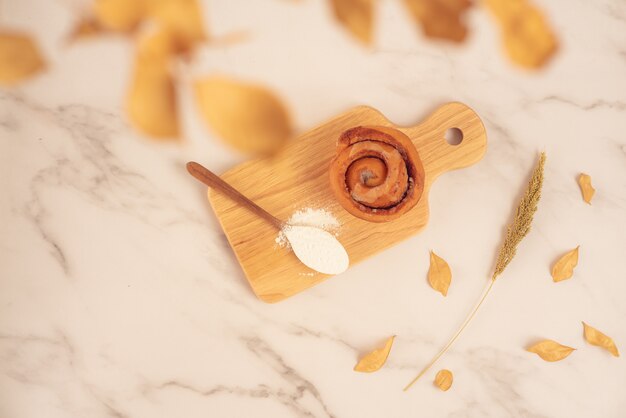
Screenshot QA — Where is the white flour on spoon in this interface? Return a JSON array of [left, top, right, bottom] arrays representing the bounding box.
[[275, 208, 348, 275], [283, 225, 349, 274]]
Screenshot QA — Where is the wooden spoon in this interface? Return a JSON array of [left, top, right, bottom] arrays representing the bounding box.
[[186, 161, 284, 230], [187, 161, 349, 275]]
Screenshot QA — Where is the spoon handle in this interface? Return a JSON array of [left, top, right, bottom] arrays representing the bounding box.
[[186, 161, 283, 230]]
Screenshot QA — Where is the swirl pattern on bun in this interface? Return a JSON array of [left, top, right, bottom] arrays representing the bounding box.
[[329, 126, 425, 222]]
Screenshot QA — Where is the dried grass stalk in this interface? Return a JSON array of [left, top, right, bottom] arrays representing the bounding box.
[[404, 152, 546, 391]]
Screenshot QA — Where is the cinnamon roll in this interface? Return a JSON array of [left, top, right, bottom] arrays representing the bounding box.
[[329, 126, 425, 222]]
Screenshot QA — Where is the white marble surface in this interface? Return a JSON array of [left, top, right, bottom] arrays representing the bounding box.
[[2, 0, 626, 417]]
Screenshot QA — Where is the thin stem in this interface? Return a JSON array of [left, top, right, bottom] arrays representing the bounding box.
[[403, 278, 496, 391]]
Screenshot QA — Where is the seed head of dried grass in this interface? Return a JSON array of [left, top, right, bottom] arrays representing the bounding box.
[[492, 152, 546, 280]]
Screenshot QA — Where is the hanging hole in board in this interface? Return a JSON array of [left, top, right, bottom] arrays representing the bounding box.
[[444, 127, 463, 146]]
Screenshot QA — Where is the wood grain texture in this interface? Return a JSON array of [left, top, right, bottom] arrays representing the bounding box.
[[208, 102, 487, 303]]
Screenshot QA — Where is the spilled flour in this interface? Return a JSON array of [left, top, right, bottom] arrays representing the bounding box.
[[275, 208, 348, 275], [275, 208, 340, 248]]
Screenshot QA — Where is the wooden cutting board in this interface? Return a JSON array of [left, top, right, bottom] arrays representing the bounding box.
[[208, 102, 487, 303]]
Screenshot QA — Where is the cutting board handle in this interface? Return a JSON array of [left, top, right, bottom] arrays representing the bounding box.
[[400, 102, 487, 179]]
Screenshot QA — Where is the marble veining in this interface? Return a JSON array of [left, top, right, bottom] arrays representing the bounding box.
[[139, 336, 337, 418]]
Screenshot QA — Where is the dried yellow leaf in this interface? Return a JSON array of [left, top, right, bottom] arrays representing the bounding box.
[[0, 31, 45, 85], [551, 246, 579, 282], [527, 340, 575, 362], [578, 173, 595, 204], [403, 0, 471, 43], [582, 322, 620, 357], [146, 0, 207, 51], [94, 0, 145, 32], [85, 0, 206, 52], [67, 18, 106, 42], [483, 0, 558, 69], [126, 29, 179, 139], [136, 27, 180, 58], [428, 250, 451, 296], [330, 0, 374, 45], [194, 76, 292, 155], [434, 369, 453, 391], [354, 336, 395, 373], [205, 31, 250, 49]]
